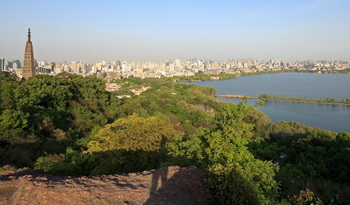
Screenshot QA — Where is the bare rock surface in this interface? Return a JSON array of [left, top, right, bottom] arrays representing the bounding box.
[[0, 166, 211, 205]]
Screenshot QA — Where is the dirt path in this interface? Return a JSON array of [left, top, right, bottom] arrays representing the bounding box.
[[0, 166, 211, 205]]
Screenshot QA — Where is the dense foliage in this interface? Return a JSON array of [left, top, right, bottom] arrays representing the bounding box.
[[249, 122, 350, 203], [167, 102, 279, 204], [1, 71, 349, 204]]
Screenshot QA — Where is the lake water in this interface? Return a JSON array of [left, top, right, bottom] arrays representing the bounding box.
[[184, 73, 350, 133]]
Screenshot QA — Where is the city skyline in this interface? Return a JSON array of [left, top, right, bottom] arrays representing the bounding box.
[[1, 0, 350, 62]]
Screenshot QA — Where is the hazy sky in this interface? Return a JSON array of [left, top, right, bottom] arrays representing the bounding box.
[[1, 0, 350, 63]]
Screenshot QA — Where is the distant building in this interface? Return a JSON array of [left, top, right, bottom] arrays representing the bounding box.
[[12, 60, 21, 69], [22, 28, 36, 79], [130, 86, 151, 96], [6, 61, 13, 69], [174, 59, 181, 69], [0, 57, 5, 71], [105, 83, 121, 92]]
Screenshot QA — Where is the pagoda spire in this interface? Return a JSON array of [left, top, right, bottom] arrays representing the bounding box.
[[28, 28, 31, 41]]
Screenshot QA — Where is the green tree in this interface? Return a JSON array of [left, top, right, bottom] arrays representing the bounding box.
[[82, 114, 176, 174], [168, 102, 279, 204], [0, 71, 17, 82], [86, 114, 175, 152], [0, 109, 35, 144]]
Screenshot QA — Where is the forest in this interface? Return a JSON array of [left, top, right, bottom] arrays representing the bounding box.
[[0, 71, 349, 204]]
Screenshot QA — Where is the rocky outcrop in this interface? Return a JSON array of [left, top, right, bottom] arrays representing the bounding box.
[[0, 166, 211, 205]]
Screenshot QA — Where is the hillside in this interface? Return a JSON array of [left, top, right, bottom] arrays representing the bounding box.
[[1, 72, 350, 204], [0, 166, 211, 205]]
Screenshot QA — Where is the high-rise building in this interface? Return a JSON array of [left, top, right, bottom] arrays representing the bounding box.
[[174, 59, 181, 69], [12, 60, 21, 69], [22, 28, 36, 79], [0, 57, 5, 71]]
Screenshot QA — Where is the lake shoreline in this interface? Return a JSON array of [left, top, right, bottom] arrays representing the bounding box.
[[214, 94, 350, 106], [185, 73, 350, 132], [179, 70, 350, 82]]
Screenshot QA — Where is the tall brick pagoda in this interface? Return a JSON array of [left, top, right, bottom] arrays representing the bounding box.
[[22, 28, 36, 79]]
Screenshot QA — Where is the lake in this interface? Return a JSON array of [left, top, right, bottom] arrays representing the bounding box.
[[184, 73, 350, 133]]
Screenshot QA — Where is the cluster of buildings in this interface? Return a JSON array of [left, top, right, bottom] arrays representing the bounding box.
[[1, 29, 350, 81], [2, 57, 350, 81]]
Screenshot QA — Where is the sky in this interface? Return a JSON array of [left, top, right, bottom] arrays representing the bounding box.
[[1, 0, 350, 63]]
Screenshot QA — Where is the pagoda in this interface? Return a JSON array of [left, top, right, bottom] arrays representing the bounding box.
[[22, 28, 36, 79]]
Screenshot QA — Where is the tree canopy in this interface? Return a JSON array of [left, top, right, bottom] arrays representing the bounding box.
[[1, 71, 349, 204]]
